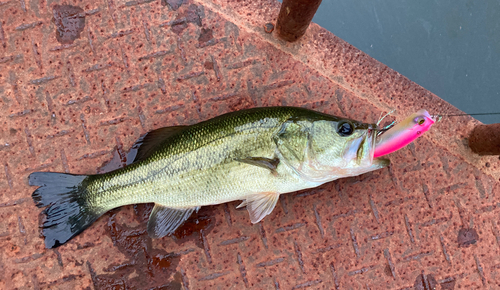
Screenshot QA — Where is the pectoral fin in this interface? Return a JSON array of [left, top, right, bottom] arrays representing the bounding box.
[[237, 192, 280, 224], [236, 157, 280, 175], [147, 204, 200, 239]]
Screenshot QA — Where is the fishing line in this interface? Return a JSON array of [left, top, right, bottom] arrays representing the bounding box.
[[375, 111, 499, 137], [436, 112, 500, 117], [432, 112, 500, 122], [377, 112, 500, 136]]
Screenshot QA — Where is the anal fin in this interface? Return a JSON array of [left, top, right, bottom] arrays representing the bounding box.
[[237, 192, 280, 224], [147, 204, 200, 239]]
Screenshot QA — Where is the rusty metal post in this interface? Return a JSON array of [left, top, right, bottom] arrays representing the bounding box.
[[468, 123, 500, 155], [276, 0, 322, 42]]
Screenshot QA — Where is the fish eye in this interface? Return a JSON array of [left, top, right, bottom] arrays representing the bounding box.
[[414, 117, 425, 126], [337, 121, 354, 137]]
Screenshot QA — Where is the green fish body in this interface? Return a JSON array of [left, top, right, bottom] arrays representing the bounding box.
[[30, 107, 389, 248]]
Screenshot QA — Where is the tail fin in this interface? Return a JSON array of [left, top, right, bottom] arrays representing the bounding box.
[[29, 172, 101, 248]]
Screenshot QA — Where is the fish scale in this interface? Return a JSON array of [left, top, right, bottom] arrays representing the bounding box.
[[87, 112, 284, 209], [29, 106, 390, 248]]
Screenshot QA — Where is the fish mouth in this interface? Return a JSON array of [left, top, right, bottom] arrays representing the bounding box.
[[368, 124, 378, 161], [354, 124, 377, 164]]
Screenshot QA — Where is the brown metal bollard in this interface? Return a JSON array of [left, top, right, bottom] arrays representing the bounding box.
[[468, 123, 500, 155], [276, 0, 323, 42]]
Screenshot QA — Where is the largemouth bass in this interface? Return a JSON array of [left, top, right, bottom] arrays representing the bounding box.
[[30, 106, 416, 248]]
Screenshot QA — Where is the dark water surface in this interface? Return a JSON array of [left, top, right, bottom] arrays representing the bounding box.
[[301, 0, 500, 124]]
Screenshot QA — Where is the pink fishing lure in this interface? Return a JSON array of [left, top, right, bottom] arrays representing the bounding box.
[[374, 109, 435, 158]]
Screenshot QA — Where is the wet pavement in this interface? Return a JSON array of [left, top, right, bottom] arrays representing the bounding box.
[[1, 0, 499, 289]]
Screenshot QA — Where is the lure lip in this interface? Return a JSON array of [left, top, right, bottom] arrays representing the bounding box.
[[430, 114, 442, 123], [422, 110, 436, 123], [416, 109, 435, 124]]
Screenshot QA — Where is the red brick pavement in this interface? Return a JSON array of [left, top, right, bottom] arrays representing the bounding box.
[[1, 0, 499, 289]]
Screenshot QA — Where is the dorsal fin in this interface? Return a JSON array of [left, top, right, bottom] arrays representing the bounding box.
[[127, 126, 187, 164]]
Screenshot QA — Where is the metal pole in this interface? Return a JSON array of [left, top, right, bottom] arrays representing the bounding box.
[[276, 0, 323, 42], [468, 124, 500, 155]]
